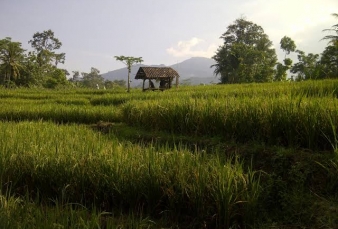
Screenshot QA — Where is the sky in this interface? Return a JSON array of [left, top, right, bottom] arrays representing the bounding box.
[[0, 0, 338, 74]]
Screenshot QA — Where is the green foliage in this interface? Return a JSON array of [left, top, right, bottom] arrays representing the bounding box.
[[275, 36, 296, 81], [274, 58, 293, 81], [212, 17, 277, 84], [114, 56, 143, 66], [114, 55, 143, 92], [105, 79, 126, 88], [0, 37, 25, 86], [80, 67, 105, 89], [24, 30, 67, 88], [0, 30, 69, 88], [28, 29, 65, 67], [322, 13, 338, 46], [320, 44, 338, 78], [291, 50, 321, 80], [43, 68, 69, 88], [280, 36, 296, 57], [18, 51, 43, 86], [274, 63, 289, 81]]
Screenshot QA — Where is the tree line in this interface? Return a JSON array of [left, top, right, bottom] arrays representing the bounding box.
[[1, 14, 337, 88], [212, 13, 338, 83], [0, 30, 126, 89]]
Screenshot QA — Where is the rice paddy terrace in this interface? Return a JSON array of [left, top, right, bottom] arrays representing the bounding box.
[[1, 80, 338, 228]]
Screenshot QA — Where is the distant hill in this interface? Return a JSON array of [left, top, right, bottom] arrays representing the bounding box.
[[101, 57, 219, 87], [170, 57, 217, 79]]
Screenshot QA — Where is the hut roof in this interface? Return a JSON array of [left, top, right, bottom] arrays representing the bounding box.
[[135, 67, 180, 80]]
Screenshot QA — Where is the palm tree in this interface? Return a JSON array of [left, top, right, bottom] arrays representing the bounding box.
[[321, 13, 338, 79], [322, 13, 338, 46], [0, 37, 25, 86]]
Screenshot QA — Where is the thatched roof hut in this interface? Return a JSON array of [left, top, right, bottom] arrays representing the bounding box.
[[135, 67, 180, 91]]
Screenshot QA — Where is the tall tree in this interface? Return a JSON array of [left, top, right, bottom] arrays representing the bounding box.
[[320, 13, 338, 78], [68, 70, 81, 86], [212, 17, 277, 83], [275, 36, 296, 81], [28, 29, 65, 67], [71, 71, 80, 81], [81, 67, 105, 88], [104, 79, 126, 89], [291, 50, 320, 80], [0, 37, 25, 86], [20, 51, 44, 86], [114, 56, 143, 92], [44, 68, 68, 88], [319, 44, 338, 78], [280, 36, 296, 59], [275, 58, 293, 81]]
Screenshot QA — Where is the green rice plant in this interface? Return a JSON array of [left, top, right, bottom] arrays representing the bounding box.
[[0, 191, 157, 229], [0, 101, 121, 123], [315, 103, 338, 197], [0, 96, 91, 106], [122, 94, 338, 150], [1, 80, 338, 228], [89, 91, 182, 106], [2, 79, 338, 104], [0, 121, 261, 228], [291, 79, 338, 98], [209, 156, 259, 228], [53, 98, 91, 105], [90, 94, 131, 106], [0, 193, 23, 228]]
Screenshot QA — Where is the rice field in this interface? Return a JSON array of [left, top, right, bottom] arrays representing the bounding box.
[[1, 80, 338, 228]]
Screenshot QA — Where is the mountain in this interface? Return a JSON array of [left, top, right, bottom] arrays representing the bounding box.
[[171, 57, 217, 79], [101, 57, 219, 87]]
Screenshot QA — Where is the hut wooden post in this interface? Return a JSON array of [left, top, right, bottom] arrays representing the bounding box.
[[168, 77, 172, 88]]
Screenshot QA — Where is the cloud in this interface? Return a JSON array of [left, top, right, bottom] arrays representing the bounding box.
[[166, 37, 219, 58], [241, 0, 338, 43], [231, 0, 337, 62]]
